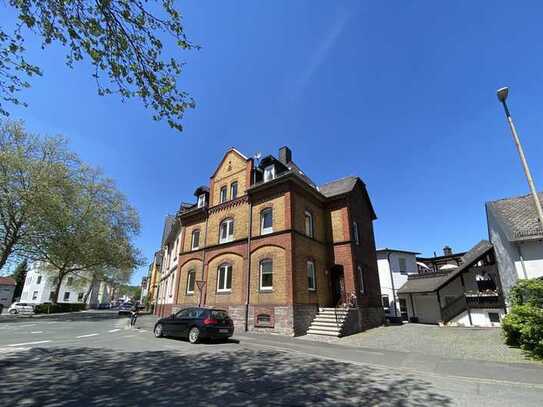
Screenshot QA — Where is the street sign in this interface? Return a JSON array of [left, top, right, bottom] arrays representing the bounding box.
[[196, 280, 206, 290]]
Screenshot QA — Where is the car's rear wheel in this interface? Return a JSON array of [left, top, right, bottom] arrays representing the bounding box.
[[9, 309, 17, 315], [154, 323, 164, 338], [188, 327, 200, 344]]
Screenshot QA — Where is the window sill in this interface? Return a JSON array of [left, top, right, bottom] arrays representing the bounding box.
[[261, 229, 273, 235], [219, 239, 234, 245], [258, 288, 274, 293], [185, 292, 194, 296], [308, 288, 317, 292], [217, 290, 232, 295]]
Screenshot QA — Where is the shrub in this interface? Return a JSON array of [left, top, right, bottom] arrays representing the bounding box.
[[502, 278, 543, 359], [509, 279, 543, 307], [34, 303, 86, 314]]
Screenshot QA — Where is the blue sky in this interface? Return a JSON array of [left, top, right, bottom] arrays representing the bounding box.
[[3, 1, 543, 284]]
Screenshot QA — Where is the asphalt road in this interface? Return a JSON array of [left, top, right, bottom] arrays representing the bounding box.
[[0, 311, 542, 406]]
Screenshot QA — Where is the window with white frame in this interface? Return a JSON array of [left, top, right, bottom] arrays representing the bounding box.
[[78, 292, 84, 301], [219, 218, 234, 243], [352, 222, 360, 245], [307, 260, 316, 291], [217, 263, 232, 292], [186, 270, 196, 294], [358, 265, 365, 294], [260, 259, 273, 290], [304, 210, 314, 238], [260, 208, 273, 235], [382, 294, 390, 308], [173, 238, 178, 260], [32, 291, 38, 300], [197, 193, 206, 208], [263, 165, 275, 182], [64, 291, 70, 301], [191, 229, 200, 250], [67, 277, 73, 286], [219, 186, 227, 203], [169, 273, 174, 297], [230, 181, 238, 200], [36, 275, 42, 284]]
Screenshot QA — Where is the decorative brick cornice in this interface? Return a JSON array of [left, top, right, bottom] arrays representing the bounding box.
[[208, 195, 249, 214]]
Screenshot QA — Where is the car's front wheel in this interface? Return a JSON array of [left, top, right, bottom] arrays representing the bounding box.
[[154, 323, 164, 338], [9, 309, 17, 315], [188, 327, 200, 344]]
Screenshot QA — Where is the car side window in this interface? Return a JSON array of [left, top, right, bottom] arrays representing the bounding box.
[[188, 309, 204, 319], [175, 309, 191, 319]]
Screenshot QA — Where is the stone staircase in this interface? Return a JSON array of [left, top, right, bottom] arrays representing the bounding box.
[[306, 307, 351, 337]]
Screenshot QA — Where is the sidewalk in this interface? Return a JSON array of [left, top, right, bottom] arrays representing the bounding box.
[[134, 315, 543, 387]]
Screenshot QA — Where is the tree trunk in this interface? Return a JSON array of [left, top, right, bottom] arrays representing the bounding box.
[[51, 272, 65, 304], [83, 274, 97, 307], [0, 236, 17, 271]]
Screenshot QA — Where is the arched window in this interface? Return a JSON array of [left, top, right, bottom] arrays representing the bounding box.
[[230, 181, 238, 199], [260, 259, 273, 290], [186, 270, 196, 294], [219, 186, 227, 203], [260, 208, 273, 235], [219, 218, 234, 243], [352, 222, 359, 245], [217, 263, 232, 292], [191, 229, 200, 250], [358, 265, 365, 294], [307, 260, 316, 291], [304, 210, 314, 238]]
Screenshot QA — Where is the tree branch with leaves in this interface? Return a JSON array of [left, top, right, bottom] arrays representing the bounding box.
[[1, 0, 197, 130]]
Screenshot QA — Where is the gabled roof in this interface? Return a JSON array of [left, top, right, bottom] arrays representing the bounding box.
[[319, 176, 359, 198], [210, 148, 250, 178], [160, 215, 175, 247], [486, 192, 543, 242], [0, 276, 16, 286], [398, 240, 493, 294], [318, 176, 377, 220]]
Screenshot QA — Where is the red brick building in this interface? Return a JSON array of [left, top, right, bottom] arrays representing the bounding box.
[[155, 146, 383, 336]]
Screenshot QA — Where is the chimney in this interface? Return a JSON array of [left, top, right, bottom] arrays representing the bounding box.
[[278, 146, 292, 165], [443, 246, 453, 256]]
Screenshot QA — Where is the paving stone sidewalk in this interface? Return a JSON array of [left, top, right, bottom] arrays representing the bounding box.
[[302, 323, 537, 364]]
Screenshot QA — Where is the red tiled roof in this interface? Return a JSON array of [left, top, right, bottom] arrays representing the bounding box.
[[0, 276, 16, 286]]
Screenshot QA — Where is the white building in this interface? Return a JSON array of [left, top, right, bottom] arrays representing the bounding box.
[[398, 241, 506, 327], [156, 214, 181, 315], [486, 192, 543, 302], [376, 249, 419, 319], [20, 262, 111, 306]]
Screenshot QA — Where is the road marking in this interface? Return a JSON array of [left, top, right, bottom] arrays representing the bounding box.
[[15, 324, 37, 328], [122, 335, 135, 338], [30, 331, 43, 334], [6, 340, 51, 347], [108, 329, 120, 333], [76, 333, 99, 338]]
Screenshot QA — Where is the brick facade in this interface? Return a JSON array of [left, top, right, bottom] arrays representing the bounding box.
[[157, 147, 384, 335]]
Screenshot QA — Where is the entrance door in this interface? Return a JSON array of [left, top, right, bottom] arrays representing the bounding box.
[[331, 267, 345, 306], [399, 298, 408, 321]]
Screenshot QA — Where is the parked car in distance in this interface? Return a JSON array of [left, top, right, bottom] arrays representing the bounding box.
[[8, 302, 34, 315], [154, 307, 234, 344], [118, 302, 134, 316]]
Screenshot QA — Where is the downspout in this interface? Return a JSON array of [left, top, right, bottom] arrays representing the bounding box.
[[516, 244, 528, 279], [200, 212, 210, 307], [245, 200, 253, 331], [387, 251, 398, 317]]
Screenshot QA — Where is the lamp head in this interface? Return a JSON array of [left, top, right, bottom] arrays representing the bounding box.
[[497, 87, 509, 102]]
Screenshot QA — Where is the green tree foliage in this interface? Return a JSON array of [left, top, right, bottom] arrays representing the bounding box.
[[11, 259, 27, 299], [26, 165, 145, 303], [0, 120, 79, 271], [502, 278, 543, 359], [1, 1, 197, 130]]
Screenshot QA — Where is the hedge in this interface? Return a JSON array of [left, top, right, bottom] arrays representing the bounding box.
[[34, 303, 87, 314], [502, 278, 543, 359]]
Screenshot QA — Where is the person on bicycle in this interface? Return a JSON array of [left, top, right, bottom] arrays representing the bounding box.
[[130, 303, 139, 327]]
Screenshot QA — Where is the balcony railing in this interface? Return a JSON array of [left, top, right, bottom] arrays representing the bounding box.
[[465, 292, 504, 309]]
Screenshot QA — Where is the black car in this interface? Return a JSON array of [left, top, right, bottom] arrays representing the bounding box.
[[154, 307, 234, 344]]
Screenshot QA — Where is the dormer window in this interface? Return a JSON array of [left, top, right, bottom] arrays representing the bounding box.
[[197, 194, 206, 208], [219, 186, 227, 203], [264, 165, 275, 182]]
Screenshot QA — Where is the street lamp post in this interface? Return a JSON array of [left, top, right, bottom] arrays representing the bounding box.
[[497, 87, 543, 226]]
